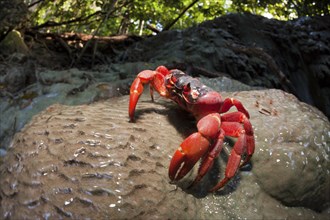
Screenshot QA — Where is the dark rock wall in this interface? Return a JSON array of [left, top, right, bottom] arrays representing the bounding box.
[[119, 14, 330, 119]]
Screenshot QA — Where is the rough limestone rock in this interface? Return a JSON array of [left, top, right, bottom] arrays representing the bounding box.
[[0, 89, 329, 219]]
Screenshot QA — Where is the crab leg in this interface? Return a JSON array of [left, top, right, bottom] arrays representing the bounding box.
[[220, 98, 250, 119], [209, 112, 254, 192], [221, 112, 255, 166], [189, 128, 225, 187], [169, 113, 222, 181], [208, 121, 245, 191]]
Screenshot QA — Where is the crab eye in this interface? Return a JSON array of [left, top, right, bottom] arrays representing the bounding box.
[[170, 75, 177, 84], [183, 83, 200, 103], [183, 83, 191, 93], [165, 74, 177, 89]]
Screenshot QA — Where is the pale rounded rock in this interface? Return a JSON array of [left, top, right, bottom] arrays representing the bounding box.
[[0, 89, 329, 219]]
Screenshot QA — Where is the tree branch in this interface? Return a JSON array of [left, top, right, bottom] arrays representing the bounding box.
[[163, 0, 199, 31], [28, 0, 46, 8], [31, 10, 104, 30], [72, 0, 119, 67], [146, 24, 160, 34]]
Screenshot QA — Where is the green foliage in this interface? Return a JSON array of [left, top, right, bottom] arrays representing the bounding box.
[[24, 0, 329, 36], [230, 0, 329, 19]]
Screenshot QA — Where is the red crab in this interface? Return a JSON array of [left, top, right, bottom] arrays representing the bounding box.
[[129, 66, 255, 192]]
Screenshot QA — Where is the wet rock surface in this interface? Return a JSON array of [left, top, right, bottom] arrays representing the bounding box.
[[1, 89, 329, 219], [0, 96, 198, 219]]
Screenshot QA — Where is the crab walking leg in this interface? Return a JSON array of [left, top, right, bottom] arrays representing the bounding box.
[[149, 85, 154, 102], [220, 98, 250, 119], [221, 112, 255, 167], [209, 121, 247, 192], [189, 129, 225, 188], [169, 113, 222, 181]]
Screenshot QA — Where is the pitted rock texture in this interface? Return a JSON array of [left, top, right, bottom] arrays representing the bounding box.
[[252, 91, 330, 211], [0, 97, 198, 219], [0, 90, 329, 219]]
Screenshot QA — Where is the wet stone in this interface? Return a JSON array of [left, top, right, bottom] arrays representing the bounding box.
[[0, 90, 329, 219]]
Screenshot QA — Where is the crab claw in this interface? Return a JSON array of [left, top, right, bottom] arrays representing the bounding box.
[[129, 78, 144, 121], [169, 132, 210, 181], [129, 69, 157, 121], [169, 113, 222, 183], [129, 66, 170, 122]]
